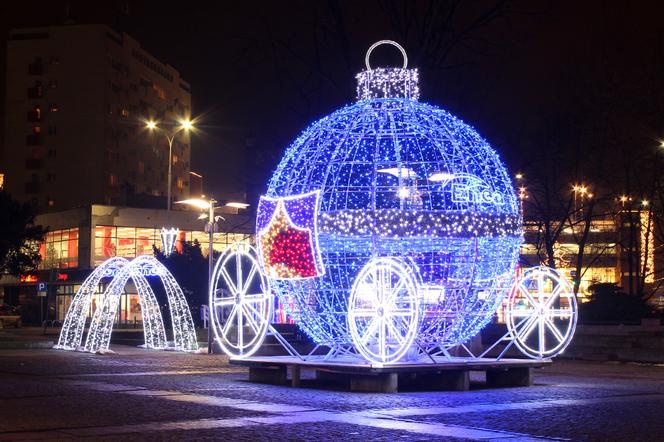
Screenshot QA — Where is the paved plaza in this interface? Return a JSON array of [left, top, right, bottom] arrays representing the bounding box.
[[0, 346, 662, 441]]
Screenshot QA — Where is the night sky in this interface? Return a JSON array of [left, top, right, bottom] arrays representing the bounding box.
[[1, 1, 663, 206]]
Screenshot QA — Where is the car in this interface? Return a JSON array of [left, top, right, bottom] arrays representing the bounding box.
[[0, 305, 22, 328]]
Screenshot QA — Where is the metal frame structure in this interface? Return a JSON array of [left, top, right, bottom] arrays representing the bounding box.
[[209, 246, 578, 365]]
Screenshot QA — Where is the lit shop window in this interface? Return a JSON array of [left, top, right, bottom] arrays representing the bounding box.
[[39, 228, 79, 269], [95, 226, 118, 265], [94, 225, 254, 265]]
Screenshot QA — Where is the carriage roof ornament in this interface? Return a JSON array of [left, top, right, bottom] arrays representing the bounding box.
[[357, 39, 419, 101]]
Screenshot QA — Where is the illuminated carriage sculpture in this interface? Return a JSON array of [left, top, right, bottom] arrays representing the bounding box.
[[210, 41, 577, 365]]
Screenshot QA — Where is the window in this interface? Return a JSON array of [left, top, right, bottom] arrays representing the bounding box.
[[94, 226, 158, 264], [47, 126, 57, 135], [28, 81, 43, 98], [33, 126, 41, 134], [172, 153, 179, 165], [28, 57, 43, 75], [38, 228, 79, 269], [49, 103, 59, 112], [49, 79, 58, 89], [108, 174, 118, 186], [95, 226, 117, 265], [152, 83, 166, 99], [47, 198, 55, 207], [137, 161, 145, 174], [26, 133, 41, 145], [120, 108, 129, 118], [47, 173, 56, 182], [27, 105, 41, 122], [177, 178, 184, 189], [49, 56, 59, 65]]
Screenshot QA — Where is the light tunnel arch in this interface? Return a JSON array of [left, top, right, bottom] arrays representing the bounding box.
[[56, 255, 198, 353]]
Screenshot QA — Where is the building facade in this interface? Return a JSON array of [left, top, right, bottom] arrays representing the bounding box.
[[0, 205, 253, 325], [3, 24, 192, 212], [519, 210, 661, 306]]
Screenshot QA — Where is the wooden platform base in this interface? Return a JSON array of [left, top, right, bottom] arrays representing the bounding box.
[[231, 355, 550, 393]]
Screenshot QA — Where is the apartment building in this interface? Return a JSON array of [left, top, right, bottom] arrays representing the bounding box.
[[3, 24, 192, 212]]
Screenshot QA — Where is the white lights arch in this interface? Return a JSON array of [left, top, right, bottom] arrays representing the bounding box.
[[56, 255, 198, 353]]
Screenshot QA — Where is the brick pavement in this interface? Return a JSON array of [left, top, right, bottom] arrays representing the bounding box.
[[0, 347, 662, 441]]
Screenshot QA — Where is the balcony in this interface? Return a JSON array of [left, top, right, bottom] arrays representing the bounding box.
[[28, 63, 43, 75], [27, 86, 43, 99], [25, 158, 42, 169], [26, 134, 42, 146], [27, 110, 41, 122]]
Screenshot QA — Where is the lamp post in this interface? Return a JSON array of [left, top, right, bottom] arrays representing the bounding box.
[[146, 118, 194, 255], [145, 118, 194, 211], [175, 197, 250, 354]]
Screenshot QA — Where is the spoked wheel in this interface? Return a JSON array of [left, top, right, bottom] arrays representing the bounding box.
[[506, 266, 578, 359], [348, 257, 419, 364], [210, 243, 272, 358]]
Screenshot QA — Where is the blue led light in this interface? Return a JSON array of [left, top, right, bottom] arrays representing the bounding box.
[[260, 52, 522, 355]]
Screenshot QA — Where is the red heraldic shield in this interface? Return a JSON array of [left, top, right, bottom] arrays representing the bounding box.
[[256, 191, 324, 279]]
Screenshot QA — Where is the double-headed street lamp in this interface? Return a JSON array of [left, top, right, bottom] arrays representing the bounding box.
[[175, 197, 250, 354], [145, 118, 195, 256], [145, 118, 195, 212]]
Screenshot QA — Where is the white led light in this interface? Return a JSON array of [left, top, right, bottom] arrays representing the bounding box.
[[505, 266, 578, 359], [160, 227, 179, 256], [209, 243, 272, 358], [56, 255, 198, 353], [348, 257, 419, 365], [258, 41, 524, 363]]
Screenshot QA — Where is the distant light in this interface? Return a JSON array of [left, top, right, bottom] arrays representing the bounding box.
[[180, 119, 194, 131], [377, 167, 417, 179], [620, 195, 628, 203], [428, 172, 455, 182], [146, 120, 158, 130], [197, 213, 209, 220], [225, 202, 250, 209], [175, 198, 210, 210], [642, 199, 649, 207], [515, 173, 523, 180]]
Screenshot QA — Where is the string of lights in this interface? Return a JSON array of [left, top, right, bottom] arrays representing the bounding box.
[[256, 41, 523, 363], [57, 255, 198, 353]]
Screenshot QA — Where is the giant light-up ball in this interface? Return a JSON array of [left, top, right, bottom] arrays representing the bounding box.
[[261, 41, 522, 356]]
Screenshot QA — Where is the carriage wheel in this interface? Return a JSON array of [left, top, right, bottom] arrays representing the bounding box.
[[506, 266, 577, 359], [210, 243, 272, 358], [348, 257, 419, 364]]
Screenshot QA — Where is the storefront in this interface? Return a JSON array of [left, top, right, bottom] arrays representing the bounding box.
[[0, 204, 253, 325]]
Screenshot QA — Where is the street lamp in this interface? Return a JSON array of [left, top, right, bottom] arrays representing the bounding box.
[[145, 118, 196, 212], [175, 197, 249, 354], [145, 118, 195, 255]]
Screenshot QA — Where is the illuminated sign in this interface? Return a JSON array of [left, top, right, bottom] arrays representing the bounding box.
[[20, 274, 38, 283], [450, 174, 505, 206]]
